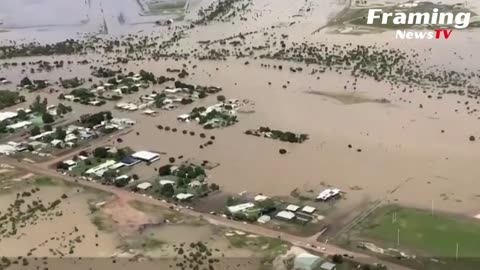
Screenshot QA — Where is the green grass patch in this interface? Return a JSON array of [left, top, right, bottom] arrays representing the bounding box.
[[358, 205, 480, 258], [33, 177, 58, 186], [91, 214, 115, 232]]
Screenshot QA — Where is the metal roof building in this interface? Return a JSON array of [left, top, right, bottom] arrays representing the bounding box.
[[293, 253, 322, 270]]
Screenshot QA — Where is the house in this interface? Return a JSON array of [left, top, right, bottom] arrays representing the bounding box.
[[143, 109, 156, 115], [50, 139, 64, 147], [301, 206, 316, 214], [85, 160, 117, 176], [65, 134, 77, 142], [7, 121, 32, 130], [63, 160, 77, 170], [316, 188, 341, 201], [7, 141, 26, 152], [30, 130, 55, 141], [88, 100, 102, 106], [0, 112, 18, 122], [257, 215, 271, 224], [276, 211, 295, 221], [120, 156, 141, 167], [175, 193, 194, 201], [0, 144, 17, 155], [228, 203, 255, 214], [177, 114, 191, 122], [286, 204, 300, 212], [163, 104, 177, 111], [131, 151, 160, 163], [64, 95, 76, 101], [164, 88, 183, 94], [254, 194, 268, 202], [294, 253, 322, 270], [115, 175, 130, 181], [188, 180, 202, 187], [319, 262, 337, 270], [16, 108, 32, 114], [80, 130, 96, 140], [110, 118, 136, 126], [27, 141, 46, 150], [136, 182, 152, 190], [159, 179, 176, 186]]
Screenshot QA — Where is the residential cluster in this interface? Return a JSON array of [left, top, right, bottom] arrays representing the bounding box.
[[178, 98, 242, 129]]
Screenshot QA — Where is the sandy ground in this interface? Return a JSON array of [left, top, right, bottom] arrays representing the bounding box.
[[0, 0, 480, 242], [0, 167, 269, 269], [0, 181, 119, 258]]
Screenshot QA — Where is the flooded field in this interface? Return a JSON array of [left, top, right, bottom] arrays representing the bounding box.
[[0, 0, 191, 42], [1, 0, 480, 269], [0, 166, 279, 269]]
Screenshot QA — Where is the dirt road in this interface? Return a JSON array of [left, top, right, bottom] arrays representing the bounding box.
[[0, 157, 413, 270]]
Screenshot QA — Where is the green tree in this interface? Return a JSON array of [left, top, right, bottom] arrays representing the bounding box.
[[160, 183, 175, 197], [56, 162, 70, 170], [30, 95, 47, 113], [158, 165, 172, 176], [17, 110, 28, 120], [93, 147, 109, 159], [30, 126, 41, 136], [42, 112, 54, 124], [44, 125, 52, 131], [0, 122, 6, 133], [216, 95, 226, 102], [56, 103, 72, 116], [55, 127, 67, 140], [20, 77, 32, 87], [115, 177, 130, 187]]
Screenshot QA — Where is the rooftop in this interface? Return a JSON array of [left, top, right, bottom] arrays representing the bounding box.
[[286, 204, 300, 212], [320, 262, 337, 270], [136, 182, 152, 190], [0, 112, 18, 122], [228, 202, 255, 214], [276, 211, 295, 220], [176, 193, 194, 200], [302, 206, 316, 214], [7, 121, 32, 129], [131, 151, 160, 162]]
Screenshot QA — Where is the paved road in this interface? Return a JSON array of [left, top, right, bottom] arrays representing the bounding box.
[[0, 157, 413, 270]]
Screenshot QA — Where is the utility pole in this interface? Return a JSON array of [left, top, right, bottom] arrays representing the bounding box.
[[397, 228, 400, 247], [456, 242, 459, 260]]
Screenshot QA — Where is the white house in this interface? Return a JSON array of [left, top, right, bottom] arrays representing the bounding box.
[[302, 206, 316, 214], [294, 253, 322, 270], [136, 182, 152, 190], [276, 211, 295, 220], [7, 121, 32, 130], [131, 151, 160, 163], [227, 202, 255, 214], [159, 179, 176, 186], [175, 193, 194, 200], [177, 114, 191, 122], [286, 204, 300, 212]]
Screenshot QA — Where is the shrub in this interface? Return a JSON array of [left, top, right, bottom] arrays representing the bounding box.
[[332, 254, 343, 264]]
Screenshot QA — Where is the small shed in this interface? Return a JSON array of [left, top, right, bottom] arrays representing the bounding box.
[[136, 182, 152, 190], [286, 204, 300, 212], [302, 206, 316, 214], [276, 211, 295, 221], [320, 262, 337, 270]]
